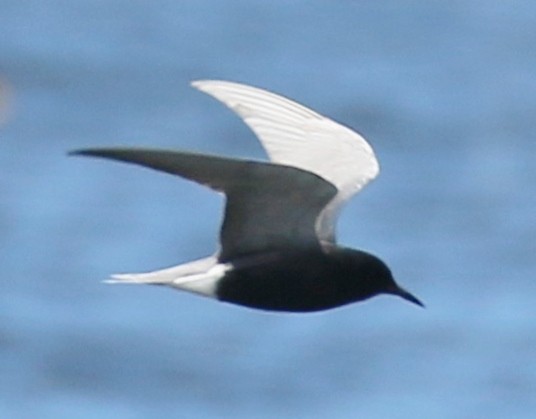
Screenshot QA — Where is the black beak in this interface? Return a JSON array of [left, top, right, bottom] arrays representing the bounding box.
[[391, 285, 425, 308]]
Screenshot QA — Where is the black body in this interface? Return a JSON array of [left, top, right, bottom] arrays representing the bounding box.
[[217, 247, 398, 312]]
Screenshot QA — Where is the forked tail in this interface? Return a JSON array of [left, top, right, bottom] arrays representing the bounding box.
[[103, 256, 227, 298], [104, 256, 218, 285]]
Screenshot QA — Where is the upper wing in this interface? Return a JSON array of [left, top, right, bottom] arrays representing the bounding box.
[[71, 148, 337, 262], [191, 80, 380, 243]]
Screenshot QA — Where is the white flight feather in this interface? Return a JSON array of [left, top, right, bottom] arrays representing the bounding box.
[[191, 80, 380, 243]]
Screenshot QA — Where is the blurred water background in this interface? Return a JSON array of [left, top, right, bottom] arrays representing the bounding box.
[[1, 1, 535, 418]]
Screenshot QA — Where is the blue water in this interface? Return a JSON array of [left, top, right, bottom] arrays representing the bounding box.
[[2, 1, 536, 418]]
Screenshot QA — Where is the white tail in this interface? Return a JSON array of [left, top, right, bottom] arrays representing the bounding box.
[[105, 256, 230, 298]]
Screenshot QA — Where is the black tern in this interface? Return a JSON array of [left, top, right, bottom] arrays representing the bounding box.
[[71, 80, 423, 312]]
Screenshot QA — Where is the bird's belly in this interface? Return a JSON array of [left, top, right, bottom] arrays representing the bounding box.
[[215, 264, 356, 312]]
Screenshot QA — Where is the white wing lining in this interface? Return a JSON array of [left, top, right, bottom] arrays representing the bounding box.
[[192, 80, 380, 243]]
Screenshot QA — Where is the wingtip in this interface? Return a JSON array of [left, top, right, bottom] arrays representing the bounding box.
[[67, 148, 106, 158], [191, 79, 247, 94], [67, 148, 137, 160], [191, 79, 218, 91], [102, 279, 120, 284], [68, 149, 88, 157], [102, 279, 141, 285], [102, 274, 139, 284]]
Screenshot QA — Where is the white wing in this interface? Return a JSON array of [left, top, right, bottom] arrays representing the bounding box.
[[191, 80, 380, 244]]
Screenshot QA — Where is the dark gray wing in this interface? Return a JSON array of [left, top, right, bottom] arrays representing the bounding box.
[[71, 148, 337, 261], [192, 81, 380, 244]]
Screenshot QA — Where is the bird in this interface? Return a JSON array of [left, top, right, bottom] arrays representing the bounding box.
[[71, 80, 423, 312]]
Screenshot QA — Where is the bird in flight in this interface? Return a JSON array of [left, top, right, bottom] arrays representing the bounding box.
[[71, 80, 423, 312]]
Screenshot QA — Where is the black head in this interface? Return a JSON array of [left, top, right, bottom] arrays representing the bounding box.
[[335, 248, 424, 308]]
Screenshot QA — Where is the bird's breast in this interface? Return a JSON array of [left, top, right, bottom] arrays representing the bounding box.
[[215, 251, 364, 312]]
